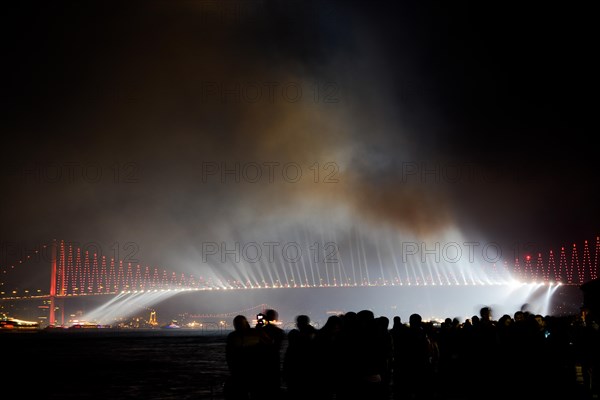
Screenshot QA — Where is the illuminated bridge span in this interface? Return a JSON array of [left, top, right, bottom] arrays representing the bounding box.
[[1, 237, 599, 308], [1, 238, 599, 298], [51, 237, 600, 293]]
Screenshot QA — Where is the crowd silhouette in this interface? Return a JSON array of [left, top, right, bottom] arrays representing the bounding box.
[[224, 307, 599, 400]]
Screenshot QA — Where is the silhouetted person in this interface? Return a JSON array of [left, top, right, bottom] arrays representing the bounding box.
[[256, 309, 285, 399], [375, 316, 393, 399], [391, 316, 403, 333], [395, 313, 432, 400], [284, 315, 317, 399], [314, 314, 343, 400], [390, 315, 408, 399], [469, 306, 497, 397], [225, 315, 261, 400], [340, 310, 382, 399]]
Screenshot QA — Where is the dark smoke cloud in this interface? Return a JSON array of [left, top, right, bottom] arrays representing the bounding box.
[[2, 0, 598, 278]]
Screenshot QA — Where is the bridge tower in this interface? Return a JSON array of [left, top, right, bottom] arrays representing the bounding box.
[[49, 239, 57, 326]]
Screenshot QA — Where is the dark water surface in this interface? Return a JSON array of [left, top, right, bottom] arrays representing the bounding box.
[[3, 330, 230, 399], [3, 325, 594, 399]]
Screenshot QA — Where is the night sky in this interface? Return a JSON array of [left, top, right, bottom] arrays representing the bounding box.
[[2, 1, 598, 317]]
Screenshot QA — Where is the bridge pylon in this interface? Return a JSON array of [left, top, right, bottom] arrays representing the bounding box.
[[49, 239, 57, 326]]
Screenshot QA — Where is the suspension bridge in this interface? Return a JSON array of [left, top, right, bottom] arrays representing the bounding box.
[[1, 237, 598, 325]]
